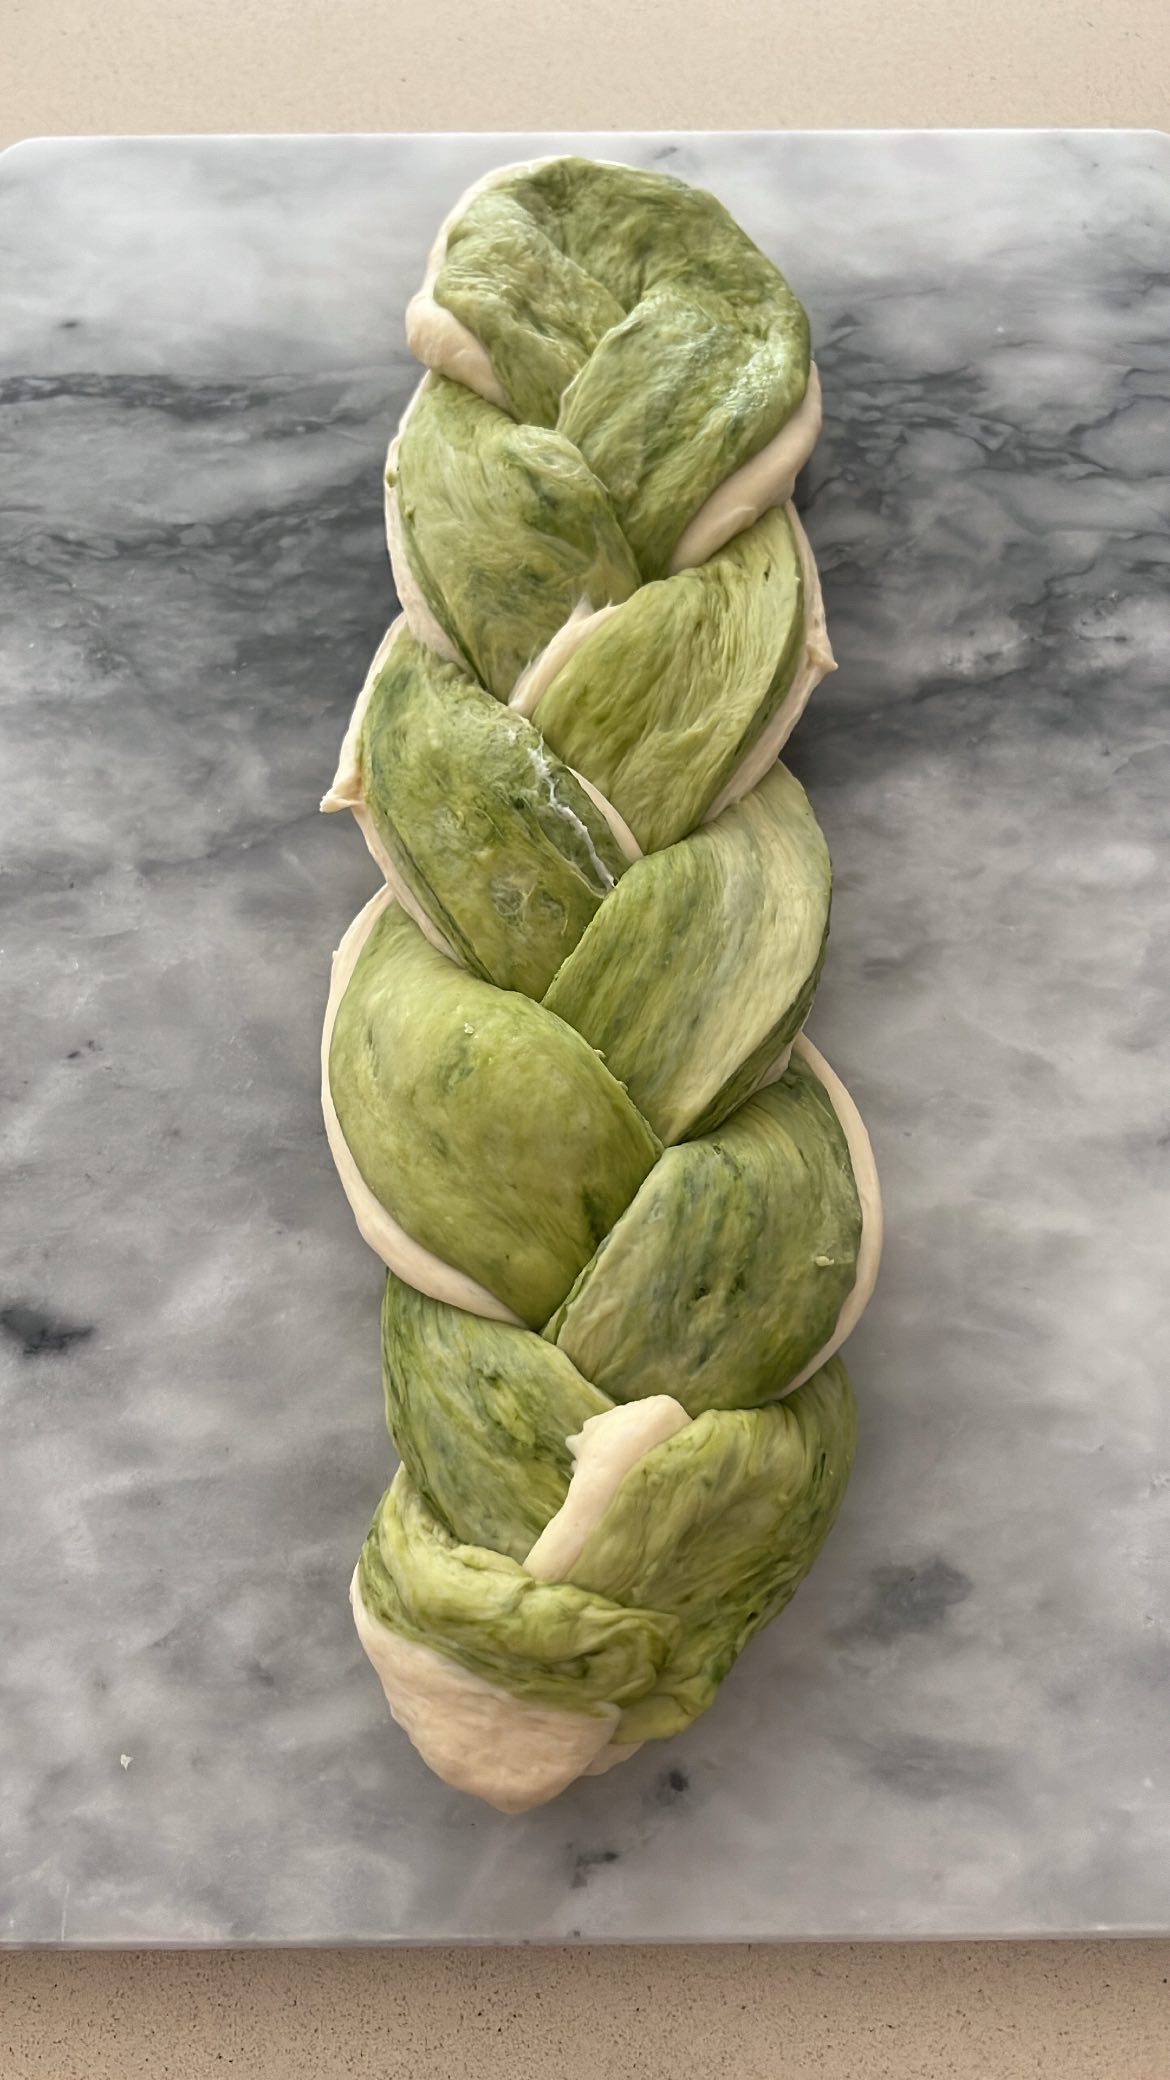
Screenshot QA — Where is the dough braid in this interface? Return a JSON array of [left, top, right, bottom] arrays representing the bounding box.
[[321, 158, 882, 1812]]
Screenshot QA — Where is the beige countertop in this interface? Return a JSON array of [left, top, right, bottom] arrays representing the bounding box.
[[5, 0, 1169, 142], [3, 1941, 1170, 2078], [5, 3, 1170, 2074]]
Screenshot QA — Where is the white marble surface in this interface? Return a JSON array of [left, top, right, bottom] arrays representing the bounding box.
[[1, 129, 1168, 1944]]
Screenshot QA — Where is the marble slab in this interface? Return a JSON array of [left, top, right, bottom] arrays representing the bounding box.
[[2, 130, 1169, 1945]]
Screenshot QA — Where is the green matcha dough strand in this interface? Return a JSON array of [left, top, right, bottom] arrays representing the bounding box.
[[541, 762, 831, 1145], [328, 901, 662, 1327], [358, 1360, 852, 1742], [431, 158, 810, 575], [433, 183, 626, 427], [391, 374, 640, 700], [380, 1271, 612, 1564], [546, 1054, 862, 1413], [358, 1469, 677, 1713], [560, 286, 807, 579], [358, 626, 628, 996], [566, 1359, 857, 1740], [534, 506, 806, 851]]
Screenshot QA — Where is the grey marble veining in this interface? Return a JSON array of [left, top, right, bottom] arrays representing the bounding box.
[[1, 130, 1169, 1945]]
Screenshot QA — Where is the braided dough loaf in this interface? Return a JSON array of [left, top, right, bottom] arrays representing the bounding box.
[[322, 158, 882, 1812]]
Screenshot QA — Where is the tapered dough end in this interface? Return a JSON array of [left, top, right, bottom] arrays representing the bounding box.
[[351, 1568, 621, 1813]]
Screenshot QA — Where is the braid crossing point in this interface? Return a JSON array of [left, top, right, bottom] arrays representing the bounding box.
[[321, 158, 883, 1813]]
